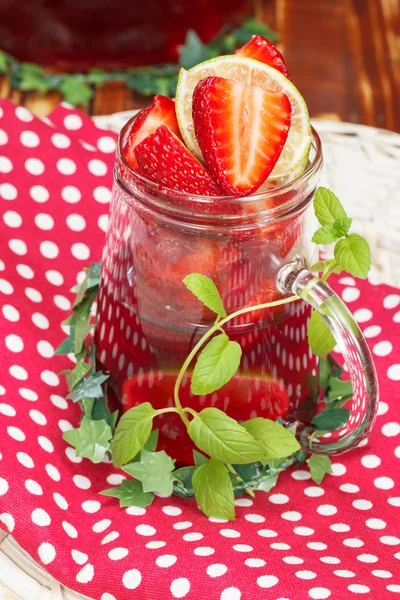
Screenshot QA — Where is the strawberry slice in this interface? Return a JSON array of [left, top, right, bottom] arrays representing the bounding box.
[[236, 35, 290, 79], [192, 76, 291, 197], [134, 124, 223, 196], [123, 95, 181, 170]]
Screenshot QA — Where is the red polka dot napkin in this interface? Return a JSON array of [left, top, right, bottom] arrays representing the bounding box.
[[1, 99, 400, 600]]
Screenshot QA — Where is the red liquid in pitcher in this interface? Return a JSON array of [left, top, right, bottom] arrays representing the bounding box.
[[96, 188, 317, 465]]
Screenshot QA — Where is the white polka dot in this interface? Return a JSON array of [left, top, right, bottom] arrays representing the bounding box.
[[0, 183, 17, 200], [296, 570, 317, 580], [19, 388, 38, 401], [372, 570, 392, 578], [72, 474, 91, 490], [233, 544, 254, 552], [194, 547, 215, 556], [39, 241, 59, 260], [304, 486, 325, 497], [0, 279, 14, 294], [343, 538, 364, 548], [348, 584, 370, 594], [36, 341, 54, 358], [54, 295, 71, 311], [183, 532, 203, 541], [76, 564, 94, 583], [66, 213, 86, 231], [352, 499, 373, 511], [125, 506, 146, 516], [71, 242, 90, 260], [3, 210, 22, 228], [0, 129, 8, 145], [108, 547, 129, 561], [93, 186, 111, 203], [221, 588, 241, 600], [9, 239, 27, 255], [257, 575, 279, 588], [51, 133, 71, 148], [93, 519, 111, 533], [88, 159, 107, 176], [294, 527, 314, 536], [16, 452, 33, 468], [37, 542, 56, 565], [72, 550, 88, 565], [342, 287, 360, 302], [382, 422, 400, 436], [106, 474, 126, 486], [64, 114, 83, 130], [308, 587, 331, 599], [317, 504, 338, 516], [82, 500, 100, 513], [320, 556, 341, 564], [207, 564, 227, 577], [387, 585, 400, 593], [384, 294, 400, 309], [25, 287, 42, 303], [98, 214, 109, 232], [30, 185, 49, 203], [162, 506, 182, 517], [5, 333, 24, 353], [378, 401, 389, 416], [38, 435, 54, 453], [170, 578, 190, 598], [292, 470, 311, 480], [62, 520, 78, 538], [145, 541, 166, 549], [97, 136, 117, 153], [245, 514, 265, 523], [32, 508, 51, 526], [16, 106, 33, 122], [9, 365, 28, 380], [0, 156, 13, 173], [357, 554, 378, 563], [334, 570, 355, 578], [373, 341, 393, 357], [34, 213, 55, 231], [155, 554, 177, 567], [136, 524, 156, 536], [122, 568, 142, 590], [65, 447, 81, 462], [28, 409, 46, 427], [25, 480, 43, 495], [53, 492, 68, 510], [8, 426, 25, 441], [269, 493, 289, 504], [330, 463, 346, 476], [330, 523, 350, 532], [57, 158, 76, 175], [353, 308, 372, 323], [308, 542, 327, 551], [388, 497, 400, 506], [340, 484, 360, 493], [282, 511, 302, 521], [380, 536, 400, 545], [40, 370, 59, 386], [257, 529, 278, 538], [25, 158, 45, 175], [45, 464, 60, 481], [0, 513, 15, 532], [246, 558, 267, 567], [361, 455, 381, 469], [20, 130, 40, 147], [220, 529, 240, 538], [2, 304, 19, 322], [374, 476, 395, 490], [0, 478, 9, 495], [16, 264, 34, 280], [62, 185, 81, 203]]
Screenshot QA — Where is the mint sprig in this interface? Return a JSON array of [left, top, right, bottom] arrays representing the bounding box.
[[191, 333, 242, 395], [193, 459, 235, 520]]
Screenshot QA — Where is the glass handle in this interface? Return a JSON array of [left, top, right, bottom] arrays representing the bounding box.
[[277, 261, 379, 455]]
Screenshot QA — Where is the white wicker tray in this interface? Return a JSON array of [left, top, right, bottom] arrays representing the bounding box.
[[1, 116, 399, 600]]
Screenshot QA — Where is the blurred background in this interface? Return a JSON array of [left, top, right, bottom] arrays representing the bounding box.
[[0, 0, 399, 131]]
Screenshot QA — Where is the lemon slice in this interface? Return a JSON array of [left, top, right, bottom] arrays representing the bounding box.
[[175, 55, 311, 182]]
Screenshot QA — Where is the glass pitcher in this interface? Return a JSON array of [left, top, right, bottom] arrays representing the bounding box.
[[96, 118, 379, 465]]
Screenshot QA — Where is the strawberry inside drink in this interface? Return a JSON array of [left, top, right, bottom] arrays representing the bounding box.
[[96, 37, 319, 464]]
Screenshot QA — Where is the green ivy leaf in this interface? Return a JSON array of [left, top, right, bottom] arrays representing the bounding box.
[[67, 371, 109, 403], [91, 396, 113, 427], [99, 479, 154, 508], [178, 30, 211, 69], [183, 273, 227, 318], [19, 63, 53, 93], [123, 449, 175, 496], [60, 361, 91, 392], [333, 217, 353, 237], [307, 454, 333, 484], [174, 465, 197, 492], [87, 68, 107, 86], [256, 474, 279, 493], [81, 397, 95, 417], [55, 328, 75, 355], [59, 75, 93, 106], [334, 233, 371, 279], [187, 407, 266, 464], [314, 187, 347, 226], [192, 459, 235, 520], [191, 333, 241, 395], [307, 311, 336, 357], [312, 408, 350, 431], [242, 418, 300, 459], [63, 416, 112, 463], [111, 403, 156, 468]]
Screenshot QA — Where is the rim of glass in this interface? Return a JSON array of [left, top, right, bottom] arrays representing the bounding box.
[[117, 114, 323, 210]]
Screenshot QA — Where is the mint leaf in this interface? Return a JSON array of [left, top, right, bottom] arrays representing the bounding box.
[[334, 233, 371, 279], [0, 51, 8, 73], [67, 371, 109, 403], [314, 187, 347, 226], [334, 217, 352, 237], [192, 459, 235, 520], [319, 357, 333, 389], [327, 377, 352, 401], [191, 333, 241, 395], [242, 418, 300, 459], [312, 408, 350, 431], [193, 450, 208, 466], [183, 273, 226, 318], [63, 416, 112, 463], [130, 429, 159, 462], [20, 63, 52, 93], [312, 225, 340, 245], [178, 30, 211, 69], [111, 403, 156, 467], [59, 75, 93, 105], [307, 311, 336, 357], [123, 449, 175, 496], [61, 361, 91, 392], [187, 407, 266, 464], [307, 454, 332, 484], [100, 479, 154, 508]]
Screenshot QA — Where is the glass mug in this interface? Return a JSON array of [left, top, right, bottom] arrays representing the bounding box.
[[96, 119, 379, 465]]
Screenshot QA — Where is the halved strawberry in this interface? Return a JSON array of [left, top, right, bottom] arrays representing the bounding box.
[[192, 76, 291, 197], [236, 35, 290, 79], [134, 124, 223, 196], [123, 96, 181, 170]]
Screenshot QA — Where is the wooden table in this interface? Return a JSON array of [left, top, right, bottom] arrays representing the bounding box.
[[1, 0, 399, 132]]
